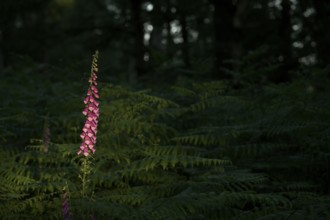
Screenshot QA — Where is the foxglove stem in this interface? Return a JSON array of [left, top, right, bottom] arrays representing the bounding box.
[[81, 157, 90, 197], [78, 51, 99, 199]]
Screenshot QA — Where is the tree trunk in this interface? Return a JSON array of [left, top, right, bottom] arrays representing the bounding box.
[[165, 0, 174, 59], [278, 0, 293, 82], [232, 0, 248, 72], [210, 0, 237, 79], [179, 12, 191, 69], [0, 27, 10, 70], [0, 30, 5, 70], [312, 0, 330, 67], [130, 0, 145, 79], [149, 1, 164, 52]]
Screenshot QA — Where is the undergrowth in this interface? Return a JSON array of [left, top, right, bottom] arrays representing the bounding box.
[[0, 61, 329, 219]]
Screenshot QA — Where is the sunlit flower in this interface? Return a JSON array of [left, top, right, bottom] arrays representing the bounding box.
[[78, 51, 99, 157]]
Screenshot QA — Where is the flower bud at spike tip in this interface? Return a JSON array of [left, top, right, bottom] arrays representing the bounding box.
[[77, 51, 99, 157]]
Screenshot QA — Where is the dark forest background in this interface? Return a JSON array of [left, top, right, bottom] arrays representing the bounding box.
[[1, 0, 330, 83], [0, 0, 330, 219]]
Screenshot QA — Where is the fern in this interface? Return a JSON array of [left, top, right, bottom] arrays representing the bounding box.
[[1, 65, 330, 219]]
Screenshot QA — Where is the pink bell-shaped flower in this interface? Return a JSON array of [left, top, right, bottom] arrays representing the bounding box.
[[78, 51, 99, 157]]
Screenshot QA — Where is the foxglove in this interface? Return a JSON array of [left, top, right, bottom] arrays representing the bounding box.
[[78, 51, 99, 157], [43, 117, 50, 153], [62, 187, 72, 220]]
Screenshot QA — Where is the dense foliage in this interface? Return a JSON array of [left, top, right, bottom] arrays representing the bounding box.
[[0, 60, 329, 219]]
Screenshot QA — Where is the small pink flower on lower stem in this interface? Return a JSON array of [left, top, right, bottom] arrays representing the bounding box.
[[62, 188, 72, 220], [78, 51, 99, 157], [43, 117, 50, 153]]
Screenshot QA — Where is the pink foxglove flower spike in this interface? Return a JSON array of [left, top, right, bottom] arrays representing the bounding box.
[[78, 51, 99, 157]]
